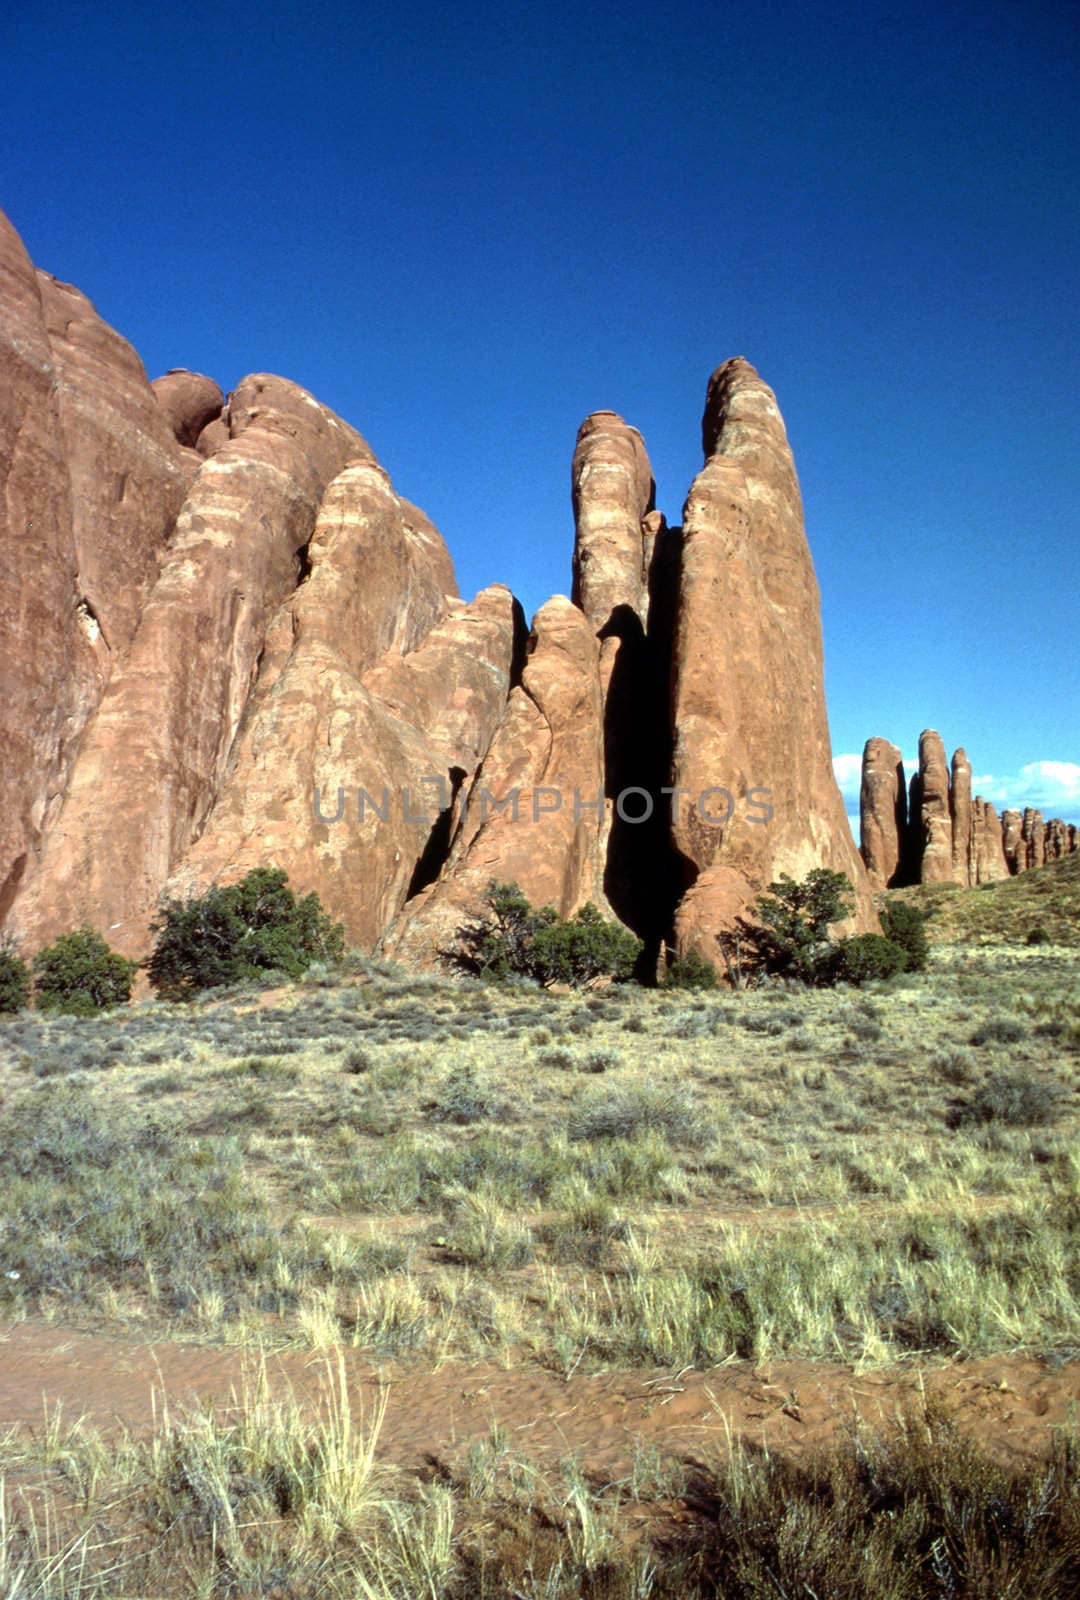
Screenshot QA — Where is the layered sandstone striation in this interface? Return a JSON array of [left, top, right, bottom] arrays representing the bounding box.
[[2, 209, 875, 975], [10, 374, 378, 953], [858, 736, 1077, 886], [914, 731, 954, 884], [950, 749, 973, 884], [570, 411, 653, 635], [385, 596, 609, 966]]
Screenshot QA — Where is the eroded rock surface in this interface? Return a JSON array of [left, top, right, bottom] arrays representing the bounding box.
[[151, 369, 224, 447], [1, 209, 895, 977], [386, 596, 608, 965], [10, 375, 376, 953], [668, 359, 874, 963], [0, 213, 190, 924]]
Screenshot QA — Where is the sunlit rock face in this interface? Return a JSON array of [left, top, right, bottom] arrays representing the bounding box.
[[668, 359, 875, 966], [2, 208, 882, 975]]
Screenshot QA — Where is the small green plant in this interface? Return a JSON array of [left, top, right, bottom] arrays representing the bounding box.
[[454, 883, 642, 988], [949, 1067, 1062, 1128], [32, 927, 138, 1015], [750, 868, 854, 982], [880, 900, 929, 971], [818, 932, 908, 987], [582, 1047, 622, 1073], [430, 1066, 500, 1124], [931, 1046, 978, 1085], [970, 1016, 1028, 1046], [539, 1046, 577, 1071], [528, 902, 642, 987], [663, 948, 719, 990], [0, 933, 31, 1013], [453, 881, 549, 981], [147, 867, 344, 999], [568, 1083, 709, 1147]]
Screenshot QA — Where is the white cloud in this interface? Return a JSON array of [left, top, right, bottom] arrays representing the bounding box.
[[968, 760, 1080, 821], [832, 753, 863, 813]]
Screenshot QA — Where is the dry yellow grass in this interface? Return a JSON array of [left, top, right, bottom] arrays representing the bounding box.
[[0, 933, 1077, 1367]]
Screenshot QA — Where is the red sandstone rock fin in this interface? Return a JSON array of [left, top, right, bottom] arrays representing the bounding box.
[[670, 358, 876, 967], [860, 738, 907, 888]]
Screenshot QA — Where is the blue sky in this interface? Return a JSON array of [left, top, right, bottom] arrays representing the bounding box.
[[3, 0, 1077, 824]]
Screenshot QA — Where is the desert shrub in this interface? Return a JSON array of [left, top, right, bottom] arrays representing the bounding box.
[[429, 1066, 501, 1124], [227, 1056, 300, 1084], [693, 1411, 1080, 1600], [0, 935, 31, 1013], [818, 933, 907, 987], [583, 1047, 622, 1073], [453, 881, 550, 981], [568, 1083, 710, 1147], [299, 959, 339, 986], [670, 1008, 722, 1039], [343, 1047, 372, 1074], [539, 1046, 577, 1071], [1026, 925, 1051, 945], [529, 902, 642, 986], [147, 867, 344, 1000], [664, 949, 719, 990], [454, 882, 642, 987], [741, 1007, 803, 1033], [32, 927, 138, 1016], [880, 899, 930, 971], [949, 1067, 1062, 1128], [970, 1015, 1028, 1045], [750, 868, 855, 982], [438, 1192, 534, 1269], [932, 1046, 978, 1085]]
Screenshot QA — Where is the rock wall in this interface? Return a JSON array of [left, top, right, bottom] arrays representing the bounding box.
[[1, 208, 875, 975], [0, 213, 191, 924]]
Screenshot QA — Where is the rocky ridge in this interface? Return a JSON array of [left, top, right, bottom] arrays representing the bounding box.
[[1, 208, 873, 974], [859, 732, 1077, 888]]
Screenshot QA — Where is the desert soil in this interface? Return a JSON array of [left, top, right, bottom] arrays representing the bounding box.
[[1, 1320, 1076, 1477]]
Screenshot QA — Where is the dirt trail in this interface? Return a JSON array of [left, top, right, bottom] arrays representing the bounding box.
[[1, 1321, 1076, 1477]]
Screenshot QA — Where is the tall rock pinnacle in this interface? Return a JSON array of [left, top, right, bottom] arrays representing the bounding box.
[[669, 358, 874, 959], [860, 737, 907, 888]]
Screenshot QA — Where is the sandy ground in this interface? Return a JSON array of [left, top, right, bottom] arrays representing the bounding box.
[[1, 1320, 1076, 1477]]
